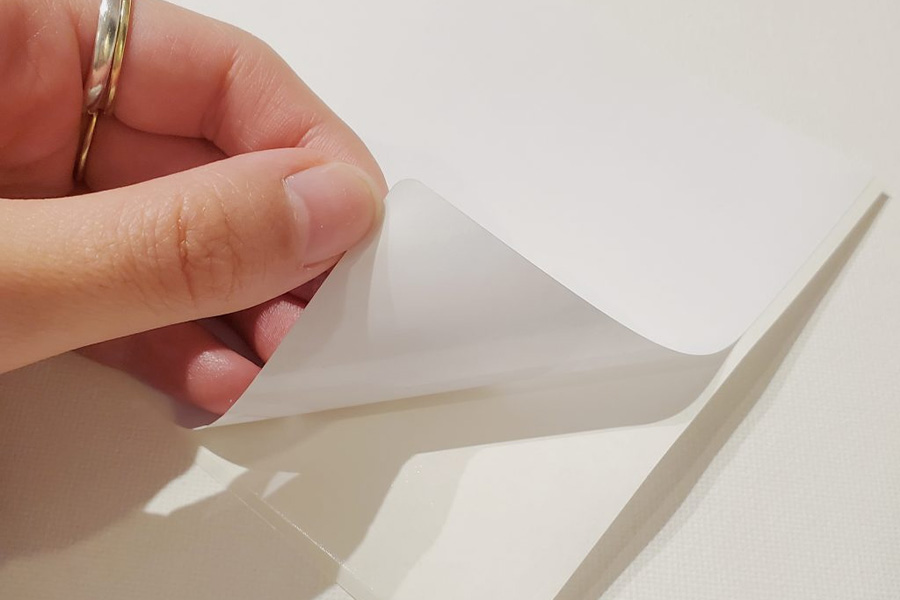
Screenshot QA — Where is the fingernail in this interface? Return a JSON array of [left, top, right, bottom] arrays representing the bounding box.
[[284, 163, 381, 264]]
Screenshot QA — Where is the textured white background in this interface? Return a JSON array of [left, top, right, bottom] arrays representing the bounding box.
[[595, 0, 900, 597], [0, 0, 897, 599]]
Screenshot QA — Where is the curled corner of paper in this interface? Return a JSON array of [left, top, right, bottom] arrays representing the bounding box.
[[209, 179, 678, 427], [199, 174, 874, 428]]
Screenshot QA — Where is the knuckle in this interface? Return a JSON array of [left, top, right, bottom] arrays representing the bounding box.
[[135, 183, 247, 311], [204, 28, 322, 150], [169, 185, 244, 307], [112, 168, 306, 316], [144, 175, 302, 313]]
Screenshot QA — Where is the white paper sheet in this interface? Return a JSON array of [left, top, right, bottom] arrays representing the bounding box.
[[218, 161, 865, 425], [188, 0, 872, 426], [166, 0, 878, 597], [239, 0, 868, 356]]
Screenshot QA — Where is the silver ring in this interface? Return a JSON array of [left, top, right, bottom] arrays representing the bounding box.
[[83, 0, 125, 114], [76, 0, 132, 181]]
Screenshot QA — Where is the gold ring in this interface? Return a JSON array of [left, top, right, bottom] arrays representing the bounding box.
[[105, 0, 133, 111], [75, 0, 133, 182]]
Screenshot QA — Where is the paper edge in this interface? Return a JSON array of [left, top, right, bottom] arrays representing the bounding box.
[[551, 180, 889, 600]]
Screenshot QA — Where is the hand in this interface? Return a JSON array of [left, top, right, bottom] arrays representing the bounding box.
[[0, 0, 386, 414]]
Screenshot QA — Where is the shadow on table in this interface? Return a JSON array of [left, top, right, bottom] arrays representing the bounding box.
[[555, 195, 889, 600], [0, 358, 194, 560], [0, 354, 346, 598]]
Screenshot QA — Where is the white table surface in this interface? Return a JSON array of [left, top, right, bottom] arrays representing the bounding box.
[[1, 0, 897, 599], [586, 0, 900, 597]]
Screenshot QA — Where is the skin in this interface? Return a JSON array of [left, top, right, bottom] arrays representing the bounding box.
[[0, 0, 388, 415]]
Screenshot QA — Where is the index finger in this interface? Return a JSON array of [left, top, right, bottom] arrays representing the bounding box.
[[71, 0, 385, 189]]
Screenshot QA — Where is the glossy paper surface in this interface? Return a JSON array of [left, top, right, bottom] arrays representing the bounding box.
[[218, 181, 708, 424]]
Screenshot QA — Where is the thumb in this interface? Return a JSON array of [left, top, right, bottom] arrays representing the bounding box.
[[0, 148, 381, 372]]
